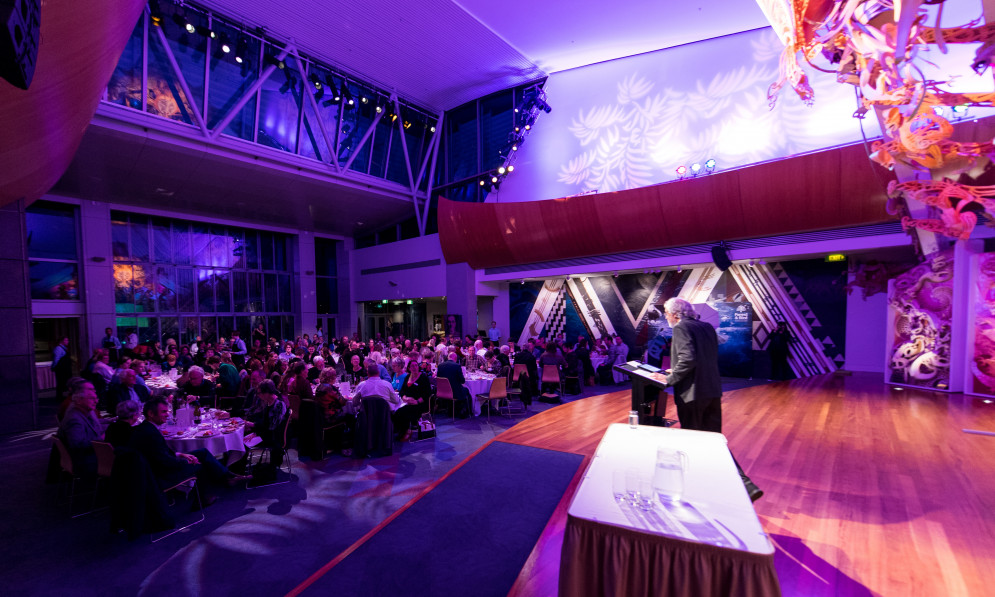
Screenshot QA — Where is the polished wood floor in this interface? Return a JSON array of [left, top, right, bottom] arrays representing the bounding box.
[[499, 373, 995, 597]]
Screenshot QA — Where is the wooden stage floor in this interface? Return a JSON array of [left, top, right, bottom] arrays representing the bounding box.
[[498, 372, 995, 597]]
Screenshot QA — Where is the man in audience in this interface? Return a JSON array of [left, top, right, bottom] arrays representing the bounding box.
[[57, 379, 108, 476], [308, 356, 325, 383], [107, 368, 149, 410], [352, 364, 404, 410], [180, 365, 216, 407], [437, 352, 470, 417], [230, 330, 248, 368], [131, 398, 248, 504], [514, 342, 539, 397], [487, 321, 501, 343]]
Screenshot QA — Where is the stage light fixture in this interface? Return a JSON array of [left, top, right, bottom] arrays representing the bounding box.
[[149, 0, 164, 27], [677, 265, 683, 273], [195, 25, 216, 38], [375, 105, 383, 114], [514, 126, 520, 132], [705, 158, 716, 170], [491, 176, 498, 183], [676, 165, 687, 177], [430, 125, 436, 133], [497, 167, 506, 175], [220, 34, 231, 53], [479, 180, 486, 186], [507, 165, 514, 172], [234, 37, 248, 63], [691, 163, 702, 174]]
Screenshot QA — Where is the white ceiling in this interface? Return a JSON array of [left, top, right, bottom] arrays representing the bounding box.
[[195, 0, 772, 111]]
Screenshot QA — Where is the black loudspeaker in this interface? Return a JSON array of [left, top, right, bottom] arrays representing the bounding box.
[[711, 243, 732, 271], [0, 0, 40, 90]]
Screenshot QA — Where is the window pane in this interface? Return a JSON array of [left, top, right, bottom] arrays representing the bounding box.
[[207, 23, 260, 141], [278, 273, 291, 312], [258, 55, 303, 153], [211, 225, 230, 268], [260, 232, 274, 270], [130, 215, 150, 262], [268, 315, 282, 343], [26, 202, 77, 260], [138, 316, 157, 345], [112, 218, 130, 261], [216, 270, 231, 312], [244, 231, 259, 269], [157, 266, 176, 312], [29, 262, 79, 300], [218, 316, 234, 344], [200, 316, 217, 344], [192, 224, 211, 266], [181, 316, 199, 345], [264, 273, 278, 313], [161, 2, 206, 116], [481, 90, 514, 171], [198, 269, 215, 312], [236, 316, 252, 344], [152, 218, 171, 263], [147, 26, 196, 124], [233, 271, 248, 312], [283, 315, 295, 342], [315, 238, 338, 276], [114, 264, 135, 313], [133, 264, 155, 314], [447, 102, 478, 182], [274, 235, 287, 271], [177, 268, 195, 312], [248, 272, 263, 312], [316, 277, 338, 314], [344, 85, 374, 172], [369, 118, 392, 178], [161, 316, 179, 347], [231, 229, 246, 269], [174, 222, 191, 265], [106, 14, 144, 111]]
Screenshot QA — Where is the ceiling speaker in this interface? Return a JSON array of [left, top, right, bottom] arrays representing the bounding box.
[[0, 0, 40, 89], [711, 243, 732, 271]]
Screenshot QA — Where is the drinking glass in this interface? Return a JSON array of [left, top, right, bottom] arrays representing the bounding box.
[[625, 468, 640, 503], [612, 470, 627, 503], [637, 478, 655, 510], [653, 448, 689, 503]]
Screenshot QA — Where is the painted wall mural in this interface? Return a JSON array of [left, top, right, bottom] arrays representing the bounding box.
[[509, 260, 847, 379], [499, 27, 874, 202], [971, 253, 995, 397], [887, 251, 953, 389]]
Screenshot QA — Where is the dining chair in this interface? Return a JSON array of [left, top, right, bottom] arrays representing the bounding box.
[[91, 440, 116, 511], [476, 376, 507, 421], [247, 408, 294, 488], [434, 377, 457, 422], [52, 437, 93, 518], [506, 364, 529, 399], [151, 476, 204, 543], [541, 365, 564, 402]]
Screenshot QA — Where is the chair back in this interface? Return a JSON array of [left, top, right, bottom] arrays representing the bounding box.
[[435, 377, 454, 399], [488, 376, 507, 399], [91, 441, 115, 478], [355, 397, 393, 457], [281, 408, 293, 450], [286, 393, 301, 421], [53, 437, 73, 475], [543, 364, 561, 383], [512, 363, 528, 381]]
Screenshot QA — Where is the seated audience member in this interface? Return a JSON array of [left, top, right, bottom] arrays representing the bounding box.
[[370, 351, 391, 381], [437, 352, 471, 417], [105, 399, 142, 448], [180, 365, 217, 408], [216, 353, 240, 397], [57, 379, 108, 476], [287, 361, 314, 404], [352, 364, 404, 411], [538, 343, 567, 370], [130, 398, 247, 503], [346, 354, 365, 385], [177, 345, 195, 370], [58, 377, 90, 422], [496, 345, 511, 369], [240, 369, 266, 414], [107, 368, 150, 413], [278, 342, 295, 362], [482, 350, 501, 375], [92, 350, 115, 385], [389, 357, 407, 391], [314, 382, 352, 426], [513, 343, 539, 400], [396, 360, 432, 441], [162, 353, 179, 372], [244, 380, 290, 468], [308, 356, 325, 383]]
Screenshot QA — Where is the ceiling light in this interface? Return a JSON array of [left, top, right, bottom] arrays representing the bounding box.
[[479, 180, 486, 186], [195, 25, 215, 38], [375, 105, 382, 114], [705, 158, 716, 170], [497, 166, 506, 175], [691, 163, 701, 173], [234, 37, 248, 63], [507, 165, 514, 172], [149, 0, 163, 26], [524, 124, 531, 130], [491, 176, 498, 183], [220, 34, 231, 53], [430, 125, 436, 133], [676, 165, 687, 177]]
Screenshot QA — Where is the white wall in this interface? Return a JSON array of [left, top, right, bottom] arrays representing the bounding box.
[[844, 276, 888, 373], [350, 234, 447, 302]]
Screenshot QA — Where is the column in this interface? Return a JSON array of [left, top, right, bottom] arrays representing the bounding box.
[[79, 201, 115, 353], [297, 231, 316, 339], [445, 262, 476, 338], [0, 200, 37, 433]]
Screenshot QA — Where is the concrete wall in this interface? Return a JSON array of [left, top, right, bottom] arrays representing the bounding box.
[[0, 200, 38, 434], [350, 234, 446, 302], [844, 275, 888, 373]]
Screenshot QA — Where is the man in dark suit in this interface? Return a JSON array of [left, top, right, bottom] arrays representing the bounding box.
[[663, 298, 763, 502], [514, 342, 539, 397], [437, 352, 470, 417], [107, 368, 150, 411], [130, 398, 247, 504]]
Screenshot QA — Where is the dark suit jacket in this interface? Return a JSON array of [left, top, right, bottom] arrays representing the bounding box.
[[666, 318, 722, 405], [108, 383, 150, 408], [129, 421, 191, 487], [437, 361, 467, 397]]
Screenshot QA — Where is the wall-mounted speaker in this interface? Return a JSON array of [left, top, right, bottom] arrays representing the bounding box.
[[0, 0, 40, 90], [711, 243, 732, 271]]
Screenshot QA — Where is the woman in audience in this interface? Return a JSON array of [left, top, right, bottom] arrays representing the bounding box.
[[287, 361, 313, 407], [217, 353, 240, 397], [346, 354, 365, 385], [314, 382, 351, 426], [389, 357, 407, 391], [396, 360, 432, 441]]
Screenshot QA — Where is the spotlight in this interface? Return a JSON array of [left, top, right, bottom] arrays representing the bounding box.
[[952, 105, 968, 116], [524, 124, 531, 130], [677, 265, 683, 273], [691, 163, 702, 174], [234, 37, 247, 63], [375, 105, 383, 114], [195, 25, 215, 38], [507, 165, 514, 172], [220, 34, 231, 53], [172, 10, 195, 33], [514, 127, 520, 132], [430, 126, 436, 133], [340, 82, 353, 107], [264, 53, 284, 69], [479, 180, 486, 186], [676, 165, 687, 177], [149, 0, 163, 27], [521, 279, 525, 284], [491, 176, 498, 183], [705, 158, 716, 170], [403, 121, 412, 129], [498, 166, 506, 175]]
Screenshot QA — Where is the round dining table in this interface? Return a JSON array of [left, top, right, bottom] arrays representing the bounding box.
[[162, 418, 246, 464], [464, 372, 496, 416]]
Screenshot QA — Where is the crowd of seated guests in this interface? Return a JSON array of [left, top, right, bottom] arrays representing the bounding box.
[[55, 328, 631, 518]]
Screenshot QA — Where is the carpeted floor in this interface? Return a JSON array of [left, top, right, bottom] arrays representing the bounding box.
[[0, 376, 769, 595], [299, 442, 584, 596]]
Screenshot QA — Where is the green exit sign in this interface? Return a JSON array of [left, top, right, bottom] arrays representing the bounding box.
[[826, 253, 846, 262]]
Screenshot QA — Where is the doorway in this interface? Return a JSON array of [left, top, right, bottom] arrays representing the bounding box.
[[32, 317, 82, 392]]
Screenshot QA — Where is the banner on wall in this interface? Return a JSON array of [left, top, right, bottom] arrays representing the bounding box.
[[713, 302, 754, 378], [970, 253, 995, 397]]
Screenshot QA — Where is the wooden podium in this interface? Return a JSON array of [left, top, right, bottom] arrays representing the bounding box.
[[612, 361, 676, 426]]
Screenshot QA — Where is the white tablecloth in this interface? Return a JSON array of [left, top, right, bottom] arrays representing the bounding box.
[[465, 375, 495, 416], [560, 424, 778, 596], [163, 423, 246, 462]]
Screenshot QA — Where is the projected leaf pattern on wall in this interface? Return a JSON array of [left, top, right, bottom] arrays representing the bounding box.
[[553, 30, 863, 195]]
